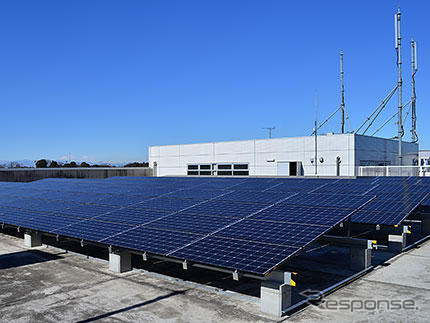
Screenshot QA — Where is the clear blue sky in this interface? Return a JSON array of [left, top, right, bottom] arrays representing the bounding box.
[[0, 0, 428, 163]]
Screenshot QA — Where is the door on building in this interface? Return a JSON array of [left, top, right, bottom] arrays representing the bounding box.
[[277, 161, 301, 176], [277, 162, 289, 176], [289, 162, 298, 176]]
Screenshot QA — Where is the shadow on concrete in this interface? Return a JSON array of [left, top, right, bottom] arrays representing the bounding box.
[[0, 249, 62, 270], [76, 289, 187, 323]]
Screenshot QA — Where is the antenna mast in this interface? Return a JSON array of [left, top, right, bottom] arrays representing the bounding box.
[[395, 9, 403, 165], [411, 39, 418, 142], [263, 127, 275, 138], [314, 91, 318, 176], [340, 50, 345, 133]]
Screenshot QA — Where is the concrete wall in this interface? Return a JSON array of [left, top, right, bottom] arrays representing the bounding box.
[[0, 167, 153, 182], [149, 133, 356, 177]]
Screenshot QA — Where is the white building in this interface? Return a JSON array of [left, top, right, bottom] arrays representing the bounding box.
[[419, 150, 430, 166], [149, 133, 418, 177]]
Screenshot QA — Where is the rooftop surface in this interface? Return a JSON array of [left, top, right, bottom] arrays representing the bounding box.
[[1, 232, 429, 322]]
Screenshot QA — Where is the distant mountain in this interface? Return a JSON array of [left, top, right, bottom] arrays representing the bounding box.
[[0, 160, 35, 168]]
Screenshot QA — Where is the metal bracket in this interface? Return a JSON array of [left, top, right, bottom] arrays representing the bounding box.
[[233, 270, 241, 281], [182, 260, 188, 270], [80, 239, 85, 247], [142, 252, 148, 261], [108, 245, 113, 254], [17, 226, 21, 233], [56, 234, 60, 242]]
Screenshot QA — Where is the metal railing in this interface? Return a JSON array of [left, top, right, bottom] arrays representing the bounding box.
[[359, 165, 430, 177]]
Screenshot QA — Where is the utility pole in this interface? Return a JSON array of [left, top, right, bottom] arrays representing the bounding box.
[[395, 9, 403, 165], [263, 127, 275, 138], [340, 50, 345, 134], [314, 90, 318, 176], [411, 39, 418, 142]]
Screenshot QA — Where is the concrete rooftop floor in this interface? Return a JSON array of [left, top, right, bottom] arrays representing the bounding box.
[[0, 232, 429, 322]]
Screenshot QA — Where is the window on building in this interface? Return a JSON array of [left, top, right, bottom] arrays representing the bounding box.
[[187, 163, 249, 176]]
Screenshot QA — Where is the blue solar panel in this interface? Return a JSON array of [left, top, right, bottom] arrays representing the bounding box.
[[147, 213, 236, 234], [351, 209, 407, 226], [280, 193, 374, 209], [93, 208, 170, 225], [215, 220, 329, 247], [250, 205, 355, 225], [214, 191, 296, 204], [51, 219, 136, 242], [95, 194, 150, 206], [59, 204, 120, 219], [1, 176, 424, 276], [136, 197, 201, 212], [2, 198, 78, 213], [165, 189, 228, 200], [170, 236, 299, 275], [185, 200, 268, 218], [101, 226, 202, 255]]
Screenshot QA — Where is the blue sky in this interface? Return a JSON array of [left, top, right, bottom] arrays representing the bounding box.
[[0, 1, 428, 163]]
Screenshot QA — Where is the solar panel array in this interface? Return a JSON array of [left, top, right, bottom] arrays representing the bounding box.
[[0, 176, 428, 275]]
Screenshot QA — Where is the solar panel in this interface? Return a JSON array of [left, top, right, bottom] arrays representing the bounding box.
[[170, 236, 299, 275], [101, 226, 203, 255], [214, 191, 296, 204], [280, 193, 374, 209], [250, 205, 355, 225], [215, 220, 329, 247], [0, 176, 419, 276], [351, 209, 407, 226], [59, 204, 120, 219], [136, 197, 202, 212], [146, 213, 236, 234], [51, 219, 136, 242], [92, 208, 170, 225], [185, 200, 268, 218]]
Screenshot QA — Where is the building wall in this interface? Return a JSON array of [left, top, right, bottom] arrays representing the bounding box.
[[149, 133, 356, 177], [354, 135, 419, 174], [149, 134, 418, 177]]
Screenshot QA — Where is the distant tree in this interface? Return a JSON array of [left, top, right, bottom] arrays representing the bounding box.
[[80, 162, 90, 167], [49, 160, 60, 168], [124, 162, 149, 167], [69, 161, 77, 168], [36, 159, 48, 168], [63, 163, 71, 168]]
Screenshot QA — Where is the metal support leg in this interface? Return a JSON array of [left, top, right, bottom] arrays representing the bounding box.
[[388, 226, 408, 252], [24, 231, 42, 248], [109, 250, 132, 273], [350, 242, 372, 270], [260, 271, 295, 317]]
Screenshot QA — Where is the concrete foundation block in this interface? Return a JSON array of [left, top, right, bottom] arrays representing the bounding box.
[[388, 233, 406, 252], [350, 246, 372, 270], [109, 251, 132, 273], [24, 232, 42, 248], [260, 271, 293, 317]]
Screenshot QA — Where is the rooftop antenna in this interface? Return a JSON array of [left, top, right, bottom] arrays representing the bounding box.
[[411, 39, 418, 142], [263, 127, 275, 138], [314, 90, 318, 176], [340, 50, 345, 133], [395, 8, 403, 165]]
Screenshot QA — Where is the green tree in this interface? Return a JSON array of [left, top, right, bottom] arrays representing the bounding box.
[[80, 162, 90, 167], [36, 159, 48, 168], [49, 160, 60, 168], [69, 161, 77, 167]]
